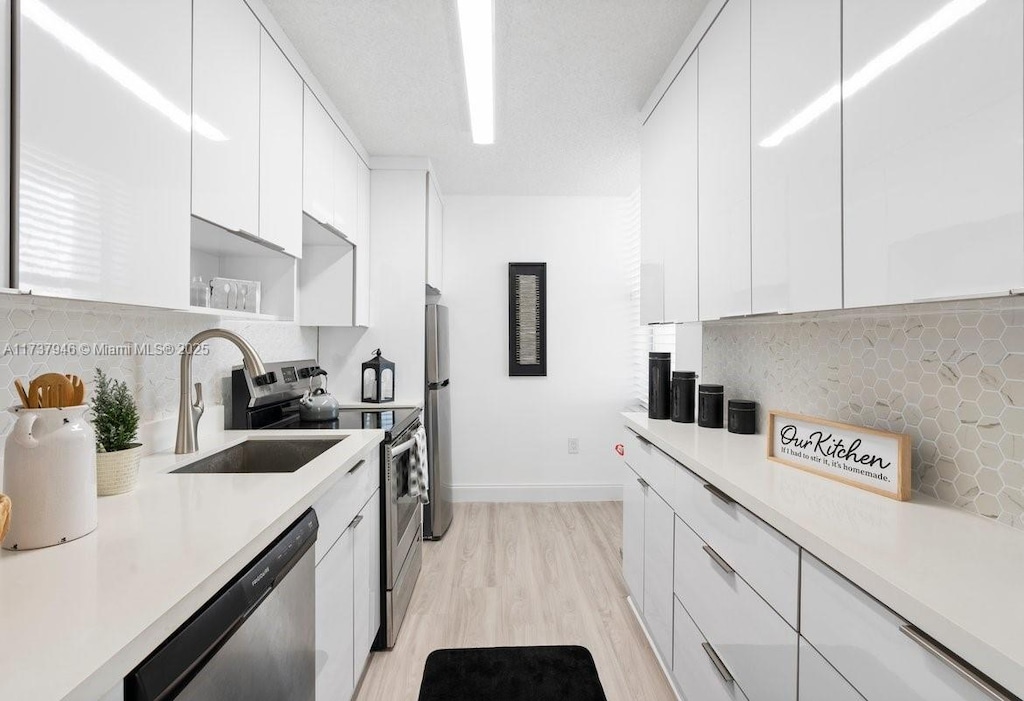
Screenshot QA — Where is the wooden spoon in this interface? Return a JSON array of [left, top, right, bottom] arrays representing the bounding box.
[[13, 379, 29, 408], [65, 375, 85, 406], [28, 373, 73, 409]]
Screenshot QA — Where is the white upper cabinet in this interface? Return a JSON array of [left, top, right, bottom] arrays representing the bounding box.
[[751, 0, 842, 314], [303, 87, 336, 230], [642, 54, 699, 324], [17, 0, 191, 308], [698, 0, 751, 321], [426, 174, 444, 292], [334, 133, 359, 239], [843, 0, 1024, 307], [192, 0, 260, 237], [354, 159, 371, 326], [258, 30, 302, 258]]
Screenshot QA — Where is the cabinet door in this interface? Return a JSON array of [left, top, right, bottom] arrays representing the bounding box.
[[315, 527, 355, 701], [333, 132, 359, 238], [751, 0, 841, 314], [352, 492, 380, 672], [426, 175, 444, 292], [354, 159, 371, 326], [643, 55, 699, 324], [192, 0, 260, 236], [644, 488, 675, 664], [303, 87, 335, 228], [698, 0, 751, 321], [622, 464, 646, 606], [843, 0, 1024, 306], [799, 639, 866, 701], [259, 30, 302, 257], [18, 0, 190, 308]]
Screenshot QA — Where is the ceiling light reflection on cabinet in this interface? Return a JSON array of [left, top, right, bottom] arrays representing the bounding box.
[[759, 0, 988, 148], [457, 0, 495, 144], [21, 0, 227, 142]]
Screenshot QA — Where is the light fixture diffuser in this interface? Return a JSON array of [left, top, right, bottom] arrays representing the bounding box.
[[457, 0, 495, 144]]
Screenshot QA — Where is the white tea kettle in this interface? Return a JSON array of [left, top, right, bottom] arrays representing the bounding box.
[[299, 370, 340, 422], [2, 405, 97, 550]]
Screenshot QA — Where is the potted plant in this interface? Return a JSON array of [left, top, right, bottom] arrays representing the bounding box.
[[91, 369, 142, 496]]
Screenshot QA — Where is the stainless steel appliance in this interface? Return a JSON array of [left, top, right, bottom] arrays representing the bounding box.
[[424, 304, 454, 540], [125, 510, 318, 701], [229, 360, 423, 649]]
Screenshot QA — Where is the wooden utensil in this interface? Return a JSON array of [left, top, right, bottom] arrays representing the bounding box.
[[28, 373, 74, 409], [13, 379, 29, 408], [0, 493, 10, 544], [65, 374, 85, 406]]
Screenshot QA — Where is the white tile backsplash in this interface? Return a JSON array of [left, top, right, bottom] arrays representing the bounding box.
[[0, 293, 316, 448], [703, 296, 1024, 529]]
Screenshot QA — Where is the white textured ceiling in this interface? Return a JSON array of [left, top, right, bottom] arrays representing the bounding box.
[[262, 0, 709, 195]]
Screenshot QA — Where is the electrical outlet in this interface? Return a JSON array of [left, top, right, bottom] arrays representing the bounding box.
[[568, 437, 580, 454]]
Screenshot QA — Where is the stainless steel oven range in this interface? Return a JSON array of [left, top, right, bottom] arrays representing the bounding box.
[[229, 359, 423, 649]]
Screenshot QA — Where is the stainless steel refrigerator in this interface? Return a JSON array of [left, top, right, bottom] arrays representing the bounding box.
[[424, 304, 454, 539]]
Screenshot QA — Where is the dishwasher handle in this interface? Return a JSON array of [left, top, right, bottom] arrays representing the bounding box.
[[125, 509, 319, 701]]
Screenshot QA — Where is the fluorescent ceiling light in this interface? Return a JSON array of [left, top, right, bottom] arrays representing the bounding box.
[[22, 0, 226, 142], [759, 0, 987, 148], [457, 0, 495, 144]]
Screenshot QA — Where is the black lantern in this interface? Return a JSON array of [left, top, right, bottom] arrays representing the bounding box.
[[361, 349, 395, 403]]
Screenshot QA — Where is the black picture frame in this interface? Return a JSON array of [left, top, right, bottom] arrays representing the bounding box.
[[508, 262, 547, 377]]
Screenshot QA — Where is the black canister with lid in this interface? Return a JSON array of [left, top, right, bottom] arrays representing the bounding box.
[[728, 400, 758, 434], [648, 352, 672, 420], [671, 371, 698, 423], [697, 384, 725, 428]]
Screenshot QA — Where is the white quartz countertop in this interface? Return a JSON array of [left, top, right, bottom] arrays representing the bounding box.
[[0, 427, 384, 701], [623, 413, 1024, 699]]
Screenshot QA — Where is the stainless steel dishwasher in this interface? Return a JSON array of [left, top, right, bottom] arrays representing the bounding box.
[[125, 510, 318, 701]]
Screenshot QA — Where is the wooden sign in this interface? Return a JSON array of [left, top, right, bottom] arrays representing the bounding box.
[[767, 411, 911, 501]]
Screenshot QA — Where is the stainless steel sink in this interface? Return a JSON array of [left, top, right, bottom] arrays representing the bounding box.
[[172, 438, 345, 474]]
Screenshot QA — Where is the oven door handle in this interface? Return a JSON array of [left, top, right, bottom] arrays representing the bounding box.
[[391, 437, 416, 457]]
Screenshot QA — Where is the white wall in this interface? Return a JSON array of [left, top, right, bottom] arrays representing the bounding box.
[[320, 169, 426, 404], [443, 195, 634, 502]]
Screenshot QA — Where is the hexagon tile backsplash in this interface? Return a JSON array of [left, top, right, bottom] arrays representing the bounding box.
[[703, 296, 1024, 529], [0, 293, 317, 445]]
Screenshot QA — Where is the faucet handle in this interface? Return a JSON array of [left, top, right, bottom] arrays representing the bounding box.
[[193, 382, 205, 415]]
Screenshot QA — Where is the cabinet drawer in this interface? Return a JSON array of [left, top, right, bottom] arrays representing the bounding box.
[[675, 465, 799, 626], [799, 639, 865, 701], [314, 449, 377, 564], [674, 597, 750, 701], [674, 516, 797, 701], [623, 429, 674, 502], [801, 553, 1009, 701]]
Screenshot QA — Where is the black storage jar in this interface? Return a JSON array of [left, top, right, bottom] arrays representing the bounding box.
[[671, 371, 697, 423], [648, 352, 672, 420], [727, 400, 757, 434], [697, 384, 725, 428]]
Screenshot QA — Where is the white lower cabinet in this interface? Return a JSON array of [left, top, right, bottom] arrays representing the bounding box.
[[673, 597, 749, 701], [316, 523, 356, 700], [314, 452, 381, 701], [798, 639, 865, 701], [801, 553, 1005, 701], [622, 464, 646, 606], [674, 516, 797, 701], [643, 488, 675, 662]]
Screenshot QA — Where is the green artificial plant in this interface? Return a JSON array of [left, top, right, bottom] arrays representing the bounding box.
[[91, 368, 140, 453]]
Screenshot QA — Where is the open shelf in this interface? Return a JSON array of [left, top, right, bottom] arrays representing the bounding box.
[[185, 306, 292, 322]]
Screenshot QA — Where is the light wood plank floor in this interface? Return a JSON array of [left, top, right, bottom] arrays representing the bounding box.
[[356, 502, 677, 701]]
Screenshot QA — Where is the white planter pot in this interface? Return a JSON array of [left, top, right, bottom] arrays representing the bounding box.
[[96, 444, 143, 496], [2, 405, 97, 550]]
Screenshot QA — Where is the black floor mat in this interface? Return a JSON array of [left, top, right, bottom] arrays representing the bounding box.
[[417, 645, 608, 701]]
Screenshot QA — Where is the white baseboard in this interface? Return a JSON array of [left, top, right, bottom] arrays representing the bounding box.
[[627, 595, 684, 701], [451, 483, 622, 503]]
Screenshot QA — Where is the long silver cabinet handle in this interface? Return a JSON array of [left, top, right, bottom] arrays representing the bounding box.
[[701, 642, 734, 683], [634, 433, 652, 447], [305, 213, 351, 243], [349, 514, 364, 529], [392, 438, 416, 457], [899, 625, 1014, 701], [702, 544, 735, 575], [346, 459, 366, 475], [637, 478, 649, 491], [703, 482, 736, 505]]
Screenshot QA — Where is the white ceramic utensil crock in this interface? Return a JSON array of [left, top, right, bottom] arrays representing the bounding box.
[[2, 405, 97, 550]]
